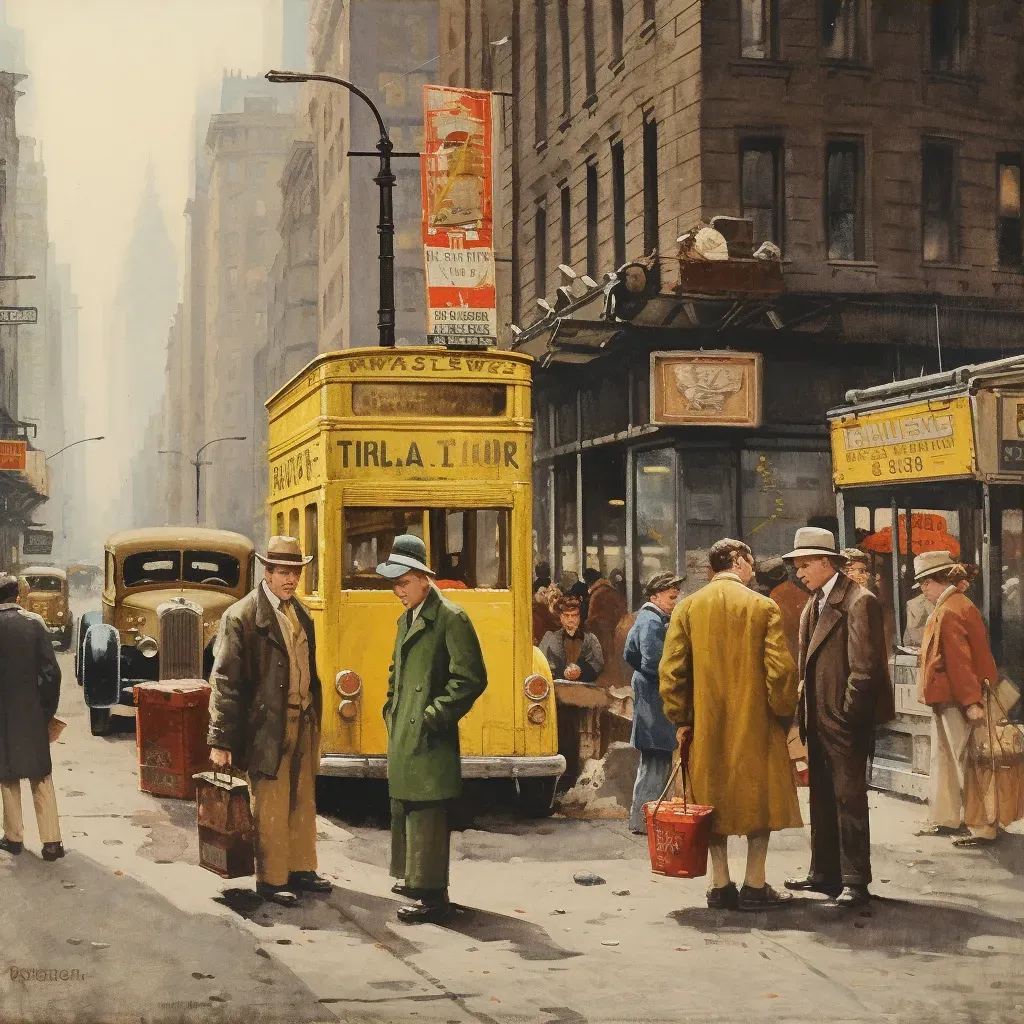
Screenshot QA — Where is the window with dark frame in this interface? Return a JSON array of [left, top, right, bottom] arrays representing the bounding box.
[[826, 140, 864, 261], [560, 183, 572, 267], [610, 0, 624, 66], [643, 115, 660, 262], [481, 8, 493, 89], [586, 161, 599, 279], [931, 0, 970, 73], [534, 0, 547, 144], [922, 141, 958, 264], [535, 205, 548, 298], [558, 0, 571, 115], [822, 0, 865, 62], [741, 139, 782, 247], [611, 140, 626, 268], [997, 154, 1022, 268], [643, 0, 656, 25], [583, 0, 597, 100], [741, 0, 777, 59]]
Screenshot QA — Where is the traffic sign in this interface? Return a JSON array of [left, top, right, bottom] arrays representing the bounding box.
[[0, 307, 38, 325], [0, 439, 26, 470]]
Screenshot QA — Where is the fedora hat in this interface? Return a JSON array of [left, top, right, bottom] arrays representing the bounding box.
[[913, 549, 957, 584], [783, 527, 846, 562], [376, 533, 435, 579], [255, 535, 313, 567]]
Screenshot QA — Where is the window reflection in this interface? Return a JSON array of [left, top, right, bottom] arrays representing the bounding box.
[[635, 448, 677, 606]]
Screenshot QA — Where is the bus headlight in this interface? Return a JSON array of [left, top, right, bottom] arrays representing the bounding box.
[[136, 635, 159, 658], [335, 670, 362, 697], [524, 674, 550, 702], [338, 699, 358, 721], [527, 703, 547, 726]]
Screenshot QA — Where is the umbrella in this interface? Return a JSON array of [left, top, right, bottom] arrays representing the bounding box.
[[861, 513, 960, 558]]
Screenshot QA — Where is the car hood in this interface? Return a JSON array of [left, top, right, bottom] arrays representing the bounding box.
[[121, 589, 237, 618]]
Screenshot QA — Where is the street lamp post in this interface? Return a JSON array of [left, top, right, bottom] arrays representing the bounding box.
[[266, 69, 396, 348], [160, 436, 247, 525], [46, 435, 105, 461]]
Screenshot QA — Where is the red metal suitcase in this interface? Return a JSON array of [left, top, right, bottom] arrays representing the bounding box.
[[133, 680, 212, 800]]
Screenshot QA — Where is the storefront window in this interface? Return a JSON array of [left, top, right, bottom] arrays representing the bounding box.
[[1000, 505, 1024, 694], [581, 368, 629, 441], [635, 448, 678, 606], [554, 391, 578, 447], [534, 391, 552, 452], [533, 463, 552, 573], [554, 459, 579, 583], [583, 450, 626, 583], [741, 450, 834, 561], [682, 452, 734, 596]]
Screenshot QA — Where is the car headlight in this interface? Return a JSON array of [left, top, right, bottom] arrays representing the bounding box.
[[136, 635, 159, 658]]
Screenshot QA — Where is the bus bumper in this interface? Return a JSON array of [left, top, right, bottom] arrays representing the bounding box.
[[319, 754, 566, 780]]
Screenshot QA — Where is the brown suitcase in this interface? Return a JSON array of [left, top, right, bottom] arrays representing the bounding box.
[[193, 771, 255, 879], [134, 680, 212, 800]]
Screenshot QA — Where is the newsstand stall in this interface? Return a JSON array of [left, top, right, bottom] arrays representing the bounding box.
[[829, 355, 1024, 798]]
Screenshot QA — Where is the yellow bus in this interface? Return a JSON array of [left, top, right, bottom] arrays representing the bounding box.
[[266, 346, 564, 813]]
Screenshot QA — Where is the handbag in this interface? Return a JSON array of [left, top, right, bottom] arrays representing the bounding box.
[[193, 768, 255, 879], [963, 682, 1024, 828]]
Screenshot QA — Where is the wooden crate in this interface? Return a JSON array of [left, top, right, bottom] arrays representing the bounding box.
[[133, 680, 211, 800]]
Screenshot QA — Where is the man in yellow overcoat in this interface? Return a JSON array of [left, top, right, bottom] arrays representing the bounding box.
[[659, 538, 802, 912]]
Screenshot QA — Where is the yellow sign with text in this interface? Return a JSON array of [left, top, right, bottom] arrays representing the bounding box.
[[830, 396, 975, 486]]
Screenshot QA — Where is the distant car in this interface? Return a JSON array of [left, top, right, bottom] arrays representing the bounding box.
[[76, 527, 255, 736], [18, 566, 72, 650], [67, 562, 103, 593]]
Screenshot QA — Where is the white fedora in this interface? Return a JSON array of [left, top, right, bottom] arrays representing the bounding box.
[[913, 549, 957, 584], [783, 526, 845, 561], [255, 535, 313, 567]]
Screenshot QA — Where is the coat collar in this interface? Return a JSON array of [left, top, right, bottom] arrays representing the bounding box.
[[806, 572, 852, 661], [712, 572, 744, 585], [934, 585, 959, 613], [254, 583, 289, 652], [401, 585, 441, 647], [640, 601, 669, 621]]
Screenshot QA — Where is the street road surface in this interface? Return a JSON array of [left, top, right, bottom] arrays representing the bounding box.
[[1, 640, 1023, 1024]]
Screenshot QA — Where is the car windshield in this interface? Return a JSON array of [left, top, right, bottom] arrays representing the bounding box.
[[122, 550, 182, 587], [24, 575, 62, 592], [182, 551, 241, 588]]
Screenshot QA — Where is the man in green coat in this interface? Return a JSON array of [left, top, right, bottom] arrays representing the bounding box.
[[377, 534, 487, 924]]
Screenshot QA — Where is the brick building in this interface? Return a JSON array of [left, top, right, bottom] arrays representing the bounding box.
[[509, 0, 1024, 606]]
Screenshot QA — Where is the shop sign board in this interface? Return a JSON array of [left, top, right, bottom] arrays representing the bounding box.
[[0, 439, 26, 470], [649, 351, 762, 427], [22, 529, 53, 556], [421, 85, 496, 347], [830, 396, 975, 486], [997, 394, 1024, 471], [0, 306, 38, 325]]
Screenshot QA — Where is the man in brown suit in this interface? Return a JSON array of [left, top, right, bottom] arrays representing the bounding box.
[[208, 537, 331, 906], [783, 528, 894, 909]]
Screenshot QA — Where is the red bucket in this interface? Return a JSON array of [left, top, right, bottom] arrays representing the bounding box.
[[643, 761, 714, 878]]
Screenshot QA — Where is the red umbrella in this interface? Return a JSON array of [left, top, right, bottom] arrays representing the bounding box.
[[861, 513, 960, 559]]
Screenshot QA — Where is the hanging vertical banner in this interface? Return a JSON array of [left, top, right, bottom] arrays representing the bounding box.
[[421, 85, 496, 347]]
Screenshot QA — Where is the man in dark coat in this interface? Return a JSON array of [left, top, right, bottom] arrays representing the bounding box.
[[539, 596, 603, 682], [783, 528, 894, 909], [378, 534, 487, 924], [208, 536, 330, 906], [623, 571, 682, 834], [0, 573, 64, 861]]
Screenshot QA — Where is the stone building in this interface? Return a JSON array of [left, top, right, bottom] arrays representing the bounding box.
[[253, 135, 319, 547], [309, 0, 439, 351], [510, 0, 1024, 604], [202, 94, 292, 534]]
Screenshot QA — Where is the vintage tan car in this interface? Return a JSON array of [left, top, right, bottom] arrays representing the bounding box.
[[76, 527, 255, 735], [18, 566, 72, 650]]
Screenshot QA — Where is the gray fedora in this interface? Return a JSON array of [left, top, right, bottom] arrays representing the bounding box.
[[376, 534, 435, 579], [783, 526, 846, 562]]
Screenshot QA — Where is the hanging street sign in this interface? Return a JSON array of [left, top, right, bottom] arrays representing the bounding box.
[[0, 439, 27, 470], [0, 307, 38, 325]]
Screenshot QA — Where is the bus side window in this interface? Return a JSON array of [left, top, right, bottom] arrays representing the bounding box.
[[305, 503, 319, 594], [288, 508, 299, 540], [276, 511, 285, 536]]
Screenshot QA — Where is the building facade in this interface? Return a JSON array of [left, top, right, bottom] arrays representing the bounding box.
[[202, 95, 292, 534], [309, 0, 439, 351], [512, 0, 1024, 607]]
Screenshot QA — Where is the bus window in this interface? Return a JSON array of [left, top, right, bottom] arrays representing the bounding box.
[[276, 512, 285, 535], [305, 503, 320, 594], [288, 508, 299, 540], [343, 507, 509, 590]]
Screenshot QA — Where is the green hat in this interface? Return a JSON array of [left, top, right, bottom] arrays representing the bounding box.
[[376, 534, 435, 579]]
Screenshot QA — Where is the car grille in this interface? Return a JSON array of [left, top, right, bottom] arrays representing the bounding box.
[[157, 598, 204, 680]]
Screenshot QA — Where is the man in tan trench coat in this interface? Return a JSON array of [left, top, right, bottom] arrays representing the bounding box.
[[208, 536, 331, 906], [660, 538, 802, 912]]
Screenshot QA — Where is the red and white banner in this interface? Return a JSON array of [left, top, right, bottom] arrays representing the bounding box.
[[421, 85, 496, 344], [0, 439, 26, 471]]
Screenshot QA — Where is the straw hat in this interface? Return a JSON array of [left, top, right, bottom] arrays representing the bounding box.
[[912, 550, 957, 584], [255, 536, 312, 567], [376, 534, 435, 579], [783, 527, 846, 561]]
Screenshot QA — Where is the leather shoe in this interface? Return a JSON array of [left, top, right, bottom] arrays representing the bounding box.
[[0, 836, 23, 856], [738, 883, 794, 910], [391, 882, 415, 897], [41, 842, 65, 862], [396, 901, 454, 925], [256, 883, 299, 907], [288, 871, 332, 893], [784, 875, 841, 898], [830, 885, 871, 909], [706, 882, 739, 910]]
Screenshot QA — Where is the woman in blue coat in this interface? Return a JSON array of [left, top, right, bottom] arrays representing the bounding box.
[[623, 572, 683, 833]]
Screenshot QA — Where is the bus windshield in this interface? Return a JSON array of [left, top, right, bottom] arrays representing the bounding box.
[[344, 507, 510, 590]]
